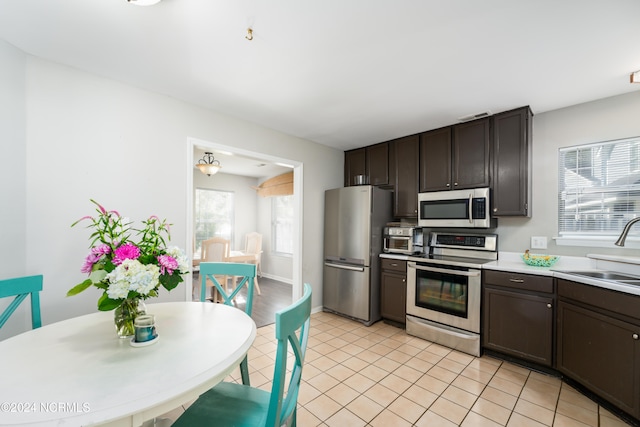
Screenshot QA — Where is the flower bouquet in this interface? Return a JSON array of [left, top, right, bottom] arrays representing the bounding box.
[[68, 200, 189, 337]]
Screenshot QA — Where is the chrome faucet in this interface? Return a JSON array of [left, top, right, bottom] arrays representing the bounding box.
[[615, 217, 640, 246]]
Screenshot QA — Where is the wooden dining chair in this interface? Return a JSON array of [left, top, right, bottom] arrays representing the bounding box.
[[244, 232, 263, 277], [173, 283, 312, 427], [199, 262, 257, 386], [0, 275, 43, 330], [199, 237, 230, 302]]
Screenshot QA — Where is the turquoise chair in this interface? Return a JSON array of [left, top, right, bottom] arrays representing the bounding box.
[[200, 262, 257, 385], [0, 275, 43, 330], [173, 283, 312, 427]]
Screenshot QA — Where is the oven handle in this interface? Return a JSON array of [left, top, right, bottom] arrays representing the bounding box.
[[408, 262, 480, 277], [468, 193, 473, 224]]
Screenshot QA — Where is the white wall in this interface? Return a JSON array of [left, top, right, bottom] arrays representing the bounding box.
[[0, 55, 343, 337], [0, 40, 28, 339], [496, 91, 640, 257]]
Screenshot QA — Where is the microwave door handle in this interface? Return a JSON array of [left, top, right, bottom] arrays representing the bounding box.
[[468, 193, 473, 224], [408, 262, 480, 278]]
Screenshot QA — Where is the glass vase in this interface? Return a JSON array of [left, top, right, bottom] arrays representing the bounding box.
[[114, 298, 146, 338]]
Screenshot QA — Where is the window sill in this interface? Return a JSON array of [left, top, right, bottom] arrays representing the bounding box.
[[554, 236, 640, 249]]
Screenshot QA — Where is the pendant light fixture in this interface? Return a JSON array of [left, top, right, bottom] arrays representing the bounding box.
[[196, 152, 222, 176]]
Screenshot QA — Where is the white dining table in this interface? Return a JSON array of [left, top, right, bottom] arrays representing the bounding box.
[[0, 302, 256, 427]]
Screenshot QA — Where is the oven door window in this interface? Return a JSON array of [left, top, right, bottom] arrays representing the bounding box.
[[415, 268, 468, 318], [387, 237, 409, 251]]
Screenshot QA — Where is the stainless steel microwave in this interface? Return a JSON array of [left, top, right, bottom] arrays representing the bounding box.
[[418, 188, 496, 228]]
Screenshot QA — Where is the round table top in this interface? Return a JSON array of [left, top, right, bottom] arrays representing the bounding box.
[[0, 302, 256, 426]]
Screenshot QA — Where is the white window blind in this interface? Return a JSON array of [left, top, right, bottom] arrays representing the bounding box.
[[558, 136, 640, 238]]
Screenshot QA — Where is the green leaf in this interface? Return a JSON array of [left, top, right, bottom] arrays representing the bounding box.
[[67, 279, 93, 296], [89, 269, 107, 283], [160, 273, 183, 291], [97, 293, 121, 311]]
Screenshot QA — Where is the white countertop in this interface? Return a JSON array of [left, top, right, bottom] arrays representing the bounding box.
[[381, 251, 640, 297]]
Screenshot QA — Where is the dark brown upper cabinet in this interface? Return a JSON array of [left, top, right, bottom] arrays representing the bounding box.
[[392, 135, 420, 218], [344, 148, 366, 187], [420, 118, 490, 192], [344, 143, 390, 187], [452, 117, 491, 190], [366, 142, 390, 187], [492, 106, 533, 217], [419, 127, 452, 192]]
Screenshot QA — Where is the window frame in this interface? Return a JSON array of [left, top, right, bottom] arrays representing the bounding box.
[[557, 136, 640, 248]]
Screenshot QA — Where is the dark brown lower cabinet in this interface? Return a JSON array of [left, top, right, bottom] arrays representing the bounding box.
[[482, 270, 554, 367], [380, 259, 407, 325], [557, 281, 640, 419]]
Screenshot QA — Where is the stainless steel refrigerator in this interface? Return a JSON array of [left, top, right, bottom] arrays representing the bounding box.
[[323, 185, 392, 325]]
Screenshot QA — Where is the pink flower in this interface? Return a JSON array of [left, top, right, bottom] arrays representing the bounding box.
[[96, 202, 107, 215], [81, 252, 101, 274], [92, 244, 111, 256], [113, 243, 141, 265], [157, 255, 178, 275]]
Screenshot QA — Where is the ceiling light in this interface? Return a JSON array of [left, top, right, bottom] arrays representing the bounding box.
[[126, 0, 162, 6], [631, 71, 640, 84], [196, 152, 222, 176]]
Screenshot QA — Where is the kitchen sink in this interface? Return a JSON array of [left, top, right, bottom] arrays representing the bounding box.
[[560, 270, 640, 285]]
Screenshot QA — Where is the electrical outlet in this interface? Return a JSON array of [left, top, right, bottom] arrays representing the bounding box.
[[531, 236, 548, 250]]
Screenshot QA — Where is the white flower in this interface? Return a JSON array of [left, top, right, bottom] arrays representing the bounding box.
[[166, 246, 190, 274], [106, 259, 160, 298]]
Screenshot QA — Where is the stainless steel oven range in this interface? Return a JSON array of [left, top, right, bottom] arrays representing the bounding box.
[[406, 232, 497, 356]]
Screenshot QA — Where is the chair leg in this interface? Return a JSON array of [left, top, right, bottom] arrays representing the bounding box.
[[240, 355, 250, 386], [254, 276, 261, 296]]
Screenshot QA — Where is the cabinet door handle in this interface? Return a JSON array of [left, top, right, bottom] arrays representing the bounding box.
[[390, 263, 398, 267], [446, 183, 450, 187], [633, 333, 639, 340], [547, 303, 552, 309], [509, 278, 524, 283], [402, 279, 406, 283], [493, 207, 498, 213]]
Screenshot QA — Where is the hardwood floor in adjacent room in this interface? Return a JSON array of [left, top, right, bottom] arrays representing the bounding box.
[[193, 273, 292, 328], [234, 276, 292, 328]]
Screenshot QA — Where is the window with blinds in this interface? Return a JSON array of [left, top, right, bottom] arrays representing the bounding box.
[[558, 136, 640, 239]]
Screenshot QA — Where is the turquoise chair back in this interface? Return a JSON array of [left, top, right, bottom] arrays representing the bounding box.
[[266, 282, 312, 427], [200, 262, 257, 385], [0, 275, 43, 330], [199, 262, 257, 314], [171, 283, 312, 427]]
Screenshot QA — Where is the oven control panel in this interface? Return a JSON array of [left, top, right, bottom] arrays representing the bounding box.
[[430, 232, 497, 252]]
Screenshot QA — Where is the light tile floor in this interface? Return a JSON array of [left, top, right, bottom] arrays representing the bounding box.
[[163, 311, 634, 426]]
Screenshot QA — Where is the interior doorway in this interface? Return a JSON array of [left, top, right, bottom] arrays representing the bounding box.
[[185, 137, 304, 304]]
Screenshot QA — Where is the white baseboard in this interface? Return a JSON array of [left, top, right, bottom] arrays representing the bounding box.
[[260, 272, 293, 285]]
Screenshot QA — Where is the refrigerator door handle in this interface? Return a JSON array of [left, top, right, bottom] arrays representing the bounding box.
[[324, 262, 365, 272]]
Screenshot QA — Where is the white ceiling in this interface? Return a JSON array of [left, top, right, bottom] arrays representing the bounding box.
[[1, 0, 640, 154]]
